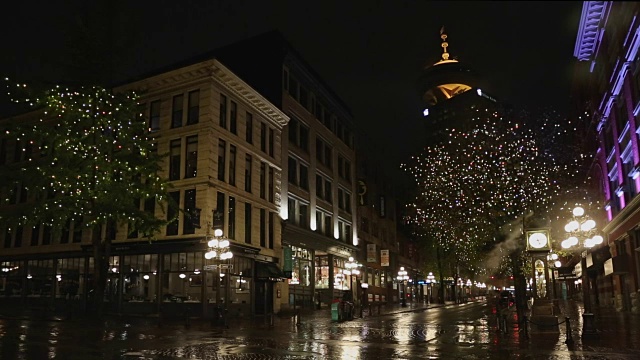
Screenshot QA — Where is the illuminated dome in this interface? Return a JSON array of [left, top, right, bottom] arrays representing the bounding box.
[[418, 28, 481, 106]]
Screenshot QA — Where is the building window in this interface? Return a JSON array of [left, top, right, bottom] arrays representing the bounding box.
[[31, 224, 40, 246], [338, 219, 351, 243], [4, 228, 11, 248], [288, 197, 309, 229], [245, 203, 252, 244], [14, 226, 22, 248], [245, 112, 253, 144], [172, 94, 183, 128], [268, 167, 275, 203], [268, 212, 274, 249], [187, 90, 199, 125], [289, 152, 310, 189], [61, 218, 71, 243], [288, 156, 298, 185], [260, 122, 267, 153], [219, 94, 227, 129], [229, 145, 237, 186], [316, 137, 332, 168], [149, 100, 160, 131], [316, 173, 333, 203], [169, 139, 181, 181], [183, 189, 196, 235], [228, 196, 236, 240], [185, 135, 198, 178], [260, 162, 266, 199], [72, 216, 83, 243], [166, 191, 180, 236], [215, 191, 225, 232], [288, 117, 309, 152], [42, 225, 52, 245], [218, 139, 226, 182], [338, 188, 352, 213], [230, 101, 237, 134], [338, 155, 352, 183], [269, 128, 274, 157], [316, 209, 332, 237], [260, 208, 266, 247], [245, 155, 252, 192], [288, 246, 312, 286]]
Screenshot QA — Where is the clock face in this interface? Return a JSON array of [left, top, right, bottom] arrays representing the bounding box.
[[528, 233, 548, 249]]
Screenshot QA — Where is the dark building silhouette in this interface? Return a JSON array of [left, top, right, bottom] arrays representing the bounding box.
[[418, 28, 499, 142]]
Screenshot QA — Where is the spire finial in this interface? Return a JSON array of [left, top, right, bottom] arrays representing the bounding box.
[[440, 26, 449, 61]]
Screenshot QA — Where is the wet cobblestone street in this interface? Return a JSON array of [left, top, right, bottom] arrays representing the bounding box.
[[1, 300, 640, 359]]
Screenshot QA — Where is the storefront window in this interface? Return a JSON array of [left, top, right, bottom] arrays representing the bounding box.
[[56, 258, 84, 299], [288, 246, 312, 286], [121, 254, 158, 302], [162, 252, 204, 303], [315, 255, 330, 289], [1, 261, 22, 297], [333, 257, 348, 290], [26, 259, 54, 297]]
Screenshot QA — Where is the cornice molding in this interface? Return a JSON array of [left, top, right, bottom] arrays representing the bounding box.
[[574, 1, 610, 61], [209, 60, 289, 129]]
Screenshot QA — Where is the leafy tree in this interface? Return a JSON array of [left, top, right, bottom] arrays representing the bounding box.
[[402, 107, 562, 303], [0, 82, 174, 315]]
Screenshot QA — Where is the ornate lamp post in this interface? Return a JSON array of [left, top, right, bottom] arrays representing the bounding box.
[[547, 252, 562, 300], [560, 206, 602, 336], [344, 256, 362, 316], [397, 267, 409, 307], [205, 229, 233, 325], [426, 272, 435, 304]]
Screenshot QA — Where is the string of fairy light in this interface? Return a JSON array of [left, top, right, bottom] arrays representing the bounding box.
[[1, 78, 169, 234], [402, 105, 587, 272]]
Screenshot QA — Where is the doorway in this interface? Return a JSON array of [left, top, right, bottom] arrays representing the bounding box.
[[255, 281, 273, 315]]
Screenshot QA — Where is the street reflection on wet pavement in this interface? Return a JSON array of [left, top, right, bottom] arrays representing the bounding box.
[[1, 300, 639, 359]]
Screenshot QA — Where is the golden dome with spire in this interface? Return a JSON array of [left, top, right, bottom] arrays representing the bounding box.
[[418, 27, 479, 106]]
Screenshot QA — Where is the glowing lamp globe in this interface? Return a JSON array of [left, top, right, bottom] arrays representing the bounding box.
[[573, 207, 584, 217], [208, 238, 219, 248], [214, 229, 223, 237], [592, 235, 603, 245], [580, 219, 596, 231]]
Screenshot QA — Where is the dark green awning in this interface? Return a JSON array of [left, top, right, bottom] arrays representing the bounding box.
[[255, 262, 286, 282]]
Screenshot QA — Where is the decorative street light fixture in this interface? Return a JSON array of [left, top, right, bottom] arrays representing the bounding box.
[[426, 272, 436, 303], [547, 252, 562, 300], [397, 267, 409, 307], [205, 229, 233, 326], [360, 282, 369, 317], [560, 205, 601, 336], [344, 256, 362, 317]]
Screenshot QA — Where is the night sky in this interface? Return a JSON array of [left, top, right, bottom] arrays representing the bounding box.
[[1, 1, 582, 165]]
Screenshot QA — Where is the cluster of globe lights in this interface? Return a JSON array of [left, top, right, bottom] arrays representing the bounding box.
[[561, 206, 604, 249], [204, 229, 234, 260], [343, 257, 361, 276]]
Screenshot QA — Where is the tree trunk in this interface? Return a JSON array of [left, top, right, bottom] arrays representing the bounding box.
[[91, 226, 109, 317], [436, 246, 444, 303]]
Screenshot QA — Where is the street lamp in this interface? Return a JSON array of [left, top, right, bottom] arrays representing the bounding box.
[[426, 272, 435, 304], [547, 252, 562, 300], [205, 229, 233, 326], [360, 282, 369, 317], [397, 267, 409, 307], [344, 256, 362, 317], [560, 205, 601, 336]]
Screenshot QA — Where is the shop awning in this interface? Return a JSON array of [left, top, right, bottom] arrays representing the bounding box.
[[255, 262, 286, 282]]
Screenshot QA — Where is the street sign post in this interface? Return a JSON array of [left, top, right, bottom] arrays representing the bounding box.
[[203, 264, 233, 271]]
